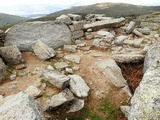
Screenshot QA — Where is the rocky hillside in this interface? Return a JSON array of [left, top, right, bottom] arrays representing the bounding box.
[[0, 13, 160, 119], [0, 13, 27, 27], [33, 3, 160, 21]]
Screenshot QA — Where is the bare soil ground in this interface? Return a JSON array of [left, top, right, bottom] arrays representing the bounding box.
[[0, 42, 143, 119]]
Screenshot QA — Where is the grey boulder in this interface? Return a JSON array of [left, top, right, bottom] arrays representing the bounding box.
[[143, 39, 160, 72], [56, 15, 72, 25], [0, 45, 25, 65], [0, 92, 45, 120], [125, 21, 136, 33], [33, 40, 56, 60], [69, 74, 90, 97], [41, 70, 70, 89], [112, 48, 145, 63], [4, 21, 71, 51], [45, 89, 75, 110], [67, 99, 84, 113], [96, 59, 128, 88]]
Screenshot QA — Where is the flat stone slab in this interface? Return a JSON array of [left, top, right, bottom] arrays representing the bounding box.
[[112, 48, 145, 63], [54, 62, 70, 69], [96, 59, 128, 88], [64, 54, 81, 64], [84, 17, 125, 31]]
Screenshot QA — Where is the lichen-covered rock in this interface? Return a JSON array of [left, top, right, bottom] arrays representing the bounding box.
[[4, 21, 71, 51], [143, 39, 160, 72], [33, 40, 56, 60], [0, 92, 45, 120], [128, 38, 160, 119], [0, 45, 25, 65]]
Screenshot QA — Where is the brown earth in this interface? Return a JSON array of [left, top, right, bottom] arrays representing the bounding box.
[[0, 41, 143, 119]]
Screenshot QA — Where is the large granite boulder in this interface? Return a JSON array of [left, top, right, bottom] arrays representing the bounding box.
[[0, 45, 25, 65], [33, 40, 56, 60], [0, 58, 7, 82], [4, 21, 71, 51], [84, 17, 125, 31], [128, 39, 160, 119], [143, 39, 160, 72], [0, 92, 45, 120]]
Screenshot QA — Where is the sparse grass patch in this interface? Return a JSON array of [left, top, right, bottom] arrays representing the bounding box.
[[99, 98, 117, 120]]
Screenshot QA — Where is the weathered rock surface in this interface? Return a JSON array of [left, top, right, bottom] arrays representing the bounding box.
[[112, 48, 145, 63], [67, 14, 82, 21], [41, 70, 70, 89], [143, 39, 160, 72], [137, 12, 160, 30], [63, 45, 77, 52], [24, 86, 41, 98], [69, 75, 90, 97], [84, 17, 125, 31], [45, 89, 75, 110], [0, 45, 25, 65], [72, 21, 84, 30], [33, 40, 56, 60], [123, 38, 144, 48], [0, 92, 45, 120], [54, 62, 70, 69], [72, 30, 84, 39], [120, 106, 130, 118], [4, 21, 71, 51], [56, 15, 72, 25], [64, 54, 81, 64], [0, 58, 7, 82], [128, 39, 160, 119], [67, 99, 84, 113], [96, 59, 128, 88], [125, 21, 136, 33], [114, 35, 128, 45], [0, 30, 5, 47]]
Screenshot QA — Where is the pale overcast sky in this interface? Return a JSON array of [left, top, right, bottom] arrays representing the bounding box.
[[0, 0, 159, 15]]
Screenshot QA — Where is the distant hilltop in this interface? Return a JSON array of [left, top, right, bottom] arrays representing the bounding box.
[[0, 13, 27, 27], [34, 2, 160, 21]]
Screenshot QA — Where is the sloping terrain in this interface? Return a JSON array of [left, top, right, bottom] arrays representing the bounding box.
[[0, 13, 27, 27]]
